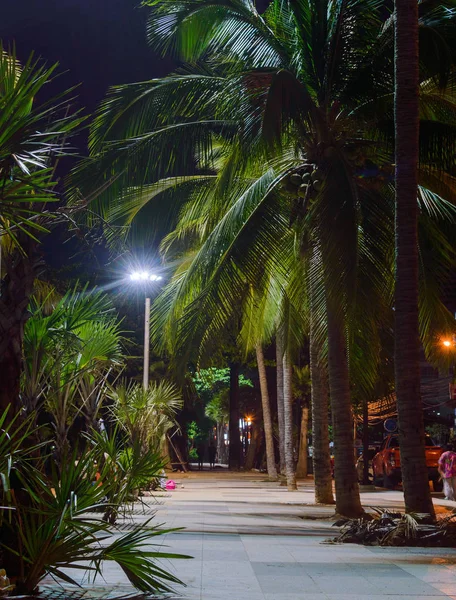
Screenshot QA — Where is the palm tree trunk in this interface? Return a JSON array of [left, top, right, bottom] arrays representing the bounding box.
[[255, 343, 278, 480], [216, 422, 224, 464], [283, 351, 297, 490], [0, 243, 40, 414], [310, 327, 334, 504], [296, 405, 309, 478], [228, 362, 241, 469], [394, 0, 435, 518], [276, 334, 286, 474], [326, 306, 363, 517]]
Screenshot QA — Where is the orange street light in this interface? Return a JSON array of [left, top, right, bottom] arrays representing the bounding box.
[[443, 340, 452, 348]]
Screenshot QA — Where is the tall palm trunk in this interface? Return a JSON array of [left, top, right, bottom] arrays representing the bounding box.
[[283, 351, 297, 490], [216, 422, 224, 464], [310, 326, 334, 504], [394, 0, 435, 518], [276, 334, 286, 474], [326, 306, 362, 516], [0, 242, 40, 414], [228, 361, 241, 469], [296, 404, 309, 478], [256, 343, 278, 480]]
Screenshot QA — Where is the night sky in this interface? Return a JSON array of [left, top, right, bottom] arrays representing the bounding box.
[[1, 1, 175, 279], [1, 0, 172, 119]]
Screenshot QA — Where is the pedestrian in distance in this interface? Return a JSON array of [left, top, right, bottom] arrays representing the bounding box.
[[438, 443, 456, 501], [196, 442, 205, 471], [208, 442, 217, 470]]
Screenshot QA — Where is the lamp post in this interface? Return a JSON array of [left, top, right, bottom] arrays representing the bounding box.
[[441, 336, 456, 431], [129, 271, 162, 390]]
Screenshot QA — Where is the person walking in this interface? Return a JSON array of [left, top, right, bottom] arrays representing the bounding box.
[[208, 443, 217, 470], [196, 442, 205, 471], [438, 443, 456, 500]]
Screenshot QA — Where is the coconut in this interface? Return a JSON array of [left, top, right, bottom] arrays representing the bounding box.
[[298, 183, 309, 197], [289, 173, 301, 186]]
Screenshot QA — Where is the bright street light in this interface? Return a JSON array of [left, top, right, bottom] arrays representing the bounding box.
[[130, 271, 163, 282], [129, 269, 163, 389], [443, 340, 452, 348]]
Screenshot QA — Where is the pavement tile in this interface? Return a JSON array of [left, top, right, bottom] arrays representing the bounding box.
[[263, 595, 327, 600], [200, 592, 265, 600], [251, 562, 307, 576], [201, 579, 263, 594], [257, 575, 321, 594], [430, 583, 456, 594], [245, 550, 297, 562], [325, 597, 449, 600], [314, 576, 380, 594], [365, 577, 442, 596], [202, 550, 249, 562], [202, 559, 255, 577], [398, 564, 456, 582]]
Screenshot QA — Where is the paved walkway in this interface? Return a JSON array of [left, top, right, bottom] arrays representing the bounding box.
[[56, 472, 456, 599], [147, 473, 456, 600]]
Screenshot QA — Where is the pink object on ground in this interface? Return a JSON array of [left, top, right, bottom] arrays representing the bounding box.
[[165, 480, 176, 490]]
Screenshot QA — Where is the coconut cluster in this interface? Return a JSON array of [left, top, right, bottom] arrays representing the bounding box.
[[287, 165, 324, 198]]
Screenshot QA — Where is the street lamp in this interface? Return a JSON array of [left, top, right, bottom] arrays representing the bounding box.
[[129, 270, 162, 389], [441, 336, 456, 430]]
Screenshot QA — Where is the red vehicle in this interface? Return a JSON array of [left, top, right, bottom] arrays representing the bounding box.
[[372, 434, 443, 491]]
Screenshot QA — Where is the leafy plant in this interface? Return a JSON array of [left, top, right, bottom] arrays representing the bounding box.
[[22, 287, 125, 457], [0, 46, 85, 414], [187, 420, 204, 447], [0, 444, 189, 595], [0, 408, 44, 523], [332, 509, 456, 547], [109, 379, 183, 452], [88, 427, 166, 524]]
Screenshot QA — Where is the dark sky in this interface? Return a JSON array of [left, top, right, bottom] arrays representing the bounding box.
[[1, 1, 175, 277], [1, 0, 173, 120]]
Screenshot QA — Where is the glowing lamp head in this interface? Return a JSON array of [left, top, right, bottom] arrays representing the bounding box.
[[443, 340, 452, 348], [130, 270, 163, 282]]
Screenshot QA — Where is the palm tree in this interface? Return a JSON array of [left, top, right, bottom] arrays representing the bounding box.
[[394, 0, 435, 518], [276, 333, 286, 474], [75, 0, 456, 515], [0, 48, 81, 412], [283, 350, 297, 491], [293, 365, 310, 479], [205, 392, 229, 464], [255, 342, 278, 480], [309, 329, 334, 504]]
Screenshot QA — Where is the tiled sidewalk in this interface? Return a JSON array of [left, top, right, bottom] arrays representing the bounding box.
[[156, 531, 456, 599], [54, 474, 456, 599], [151, 474, 456, 599]]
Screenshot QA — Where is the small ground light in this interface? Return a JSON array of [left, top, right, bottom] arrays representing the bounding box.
[[443, 340, 452, 347]]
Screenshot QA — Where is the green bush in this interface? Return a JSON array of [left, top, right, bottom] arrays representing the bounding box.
[[189, 448, 198, 461], [0, 413, 190, 596]]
